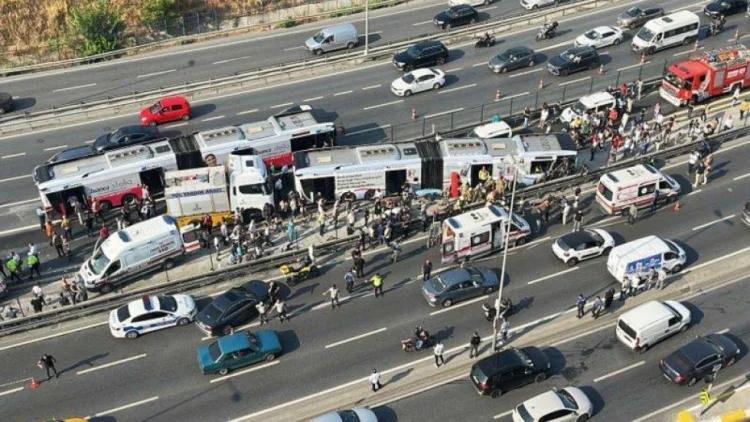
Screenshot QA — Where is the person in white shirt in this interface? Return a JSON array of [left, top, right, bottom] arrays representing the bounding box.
[[369, 369, 382, 392], [433, 340, 445, 367], [31, 283, 44, 301], [656, 268, 668, 290], [323, 284, 340, 309], [256, 301, 268, 325], [723, 115, 734, 131]]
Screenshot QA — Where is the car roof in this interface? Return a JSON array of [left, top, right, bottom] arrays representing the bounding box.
[[213, 290, 245, 311], [567, 46, 596, 54], [48, 145, 96, 163], [409, 68, 437, 77], [578, 91, 616, 106], [678, 337, 721, 364], [116, 125, 157, 135], [438, 267, 472, 285], [451, 4, 474, 10], [414, 40, 445, 49], [559, 230, 596, 246], [621, 301, 676, 327], [241, 280, 269, 298], [218, 332, 252, 354], [521, 390, 566, 418], [157, 96, 188, 106], [592, 26, 618, 33], [126, 296, 162, 317], [506, 46, 534, 55]]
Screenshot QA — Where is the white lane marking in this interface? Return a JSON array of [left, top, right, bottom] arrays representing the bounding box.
[[283, 46, 306, 51], [444, 67, 464, 73], [363, 100, 403, 111], [362, 84, 381, 90], [673, 49, 697, 57], [303, 96, 325, 102], [84, 139, 95, 143], [482, 5, 498, 10], [687, 189, 702, 196], [413, 20, 433, 26], [270, 102, 293, 109], [438, 84, 477, 94], [618, 62, 649, 72], [325, 327, 388, 349], [509, 68, 544, 78], [716, 328, 729, 334], [527, 267, 579, 285], [163, 122, 188, 129], [2, 152, 26, 159], [593, 360, 645, 383], [236, 109, 259, 115], [90, 396, 159, 417], [682, 245, 750, 276], [691, 214, 736, 231], [43, 144, 69, 151], [210, 361, 279, 383], [52, 83, 97, 93], [76, 354, 148, 375], [343, 125, 391, 137], [0, 174, 29, 183], [591, 215, 620, 226], [425, 107, 464, 119], [0, 198, 37, 209], [369, 373, 465, 409], [536, 39, 575, 53], [136, 69, 176, 78], [558, 76, 591, 87], [212, 56, 251, 65], [502, 91, 531, 100], [0, 387, 24, 397], [0, 321, 109, 352], [472, 62, 487, 67], [334, 90, 353, 96], [493, 410, 514, 420], [519, 236, 552, 249], [430, 293, 493, 316], [202, 115, 226, 122], [0, 223, 43, 235], [733, 172, 750, 180]]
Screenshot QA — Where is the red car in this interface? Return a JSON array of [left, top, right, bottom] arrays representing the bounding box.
[[140, 96, 191, 126]]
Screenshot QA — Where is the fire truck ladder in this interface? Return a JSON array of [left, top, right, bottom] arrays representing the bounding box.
[[700, 44, 750, 69]]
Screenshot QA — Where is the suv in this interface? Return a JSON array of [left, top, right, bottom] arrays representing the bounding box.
[[393, 41, 449, 72], [547, 46, 600, 77], [434, 4, 479, 30], [617, 5, 665, 29], [470, 347, 550, 398]]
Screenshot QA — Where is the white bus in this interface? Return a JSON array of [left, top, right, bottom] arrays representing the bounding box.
[[631, 10, 700, 54]]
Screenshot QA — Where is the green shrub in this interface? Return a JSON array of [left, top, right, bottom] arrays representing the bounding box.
[[67, 0, 126, 56], [140, 0, 179, 27], [279, 17, 298, 28]]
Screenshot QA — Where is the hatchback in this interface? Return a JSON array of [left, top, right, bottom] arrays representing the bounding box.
[[552, 229, 615, 266], [422, 266, 499, 307], [140, 95, 191, 126]]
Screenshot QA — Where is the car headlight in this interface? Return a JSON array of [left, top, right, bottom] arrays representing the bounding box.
[[436, 20, 444, 25]]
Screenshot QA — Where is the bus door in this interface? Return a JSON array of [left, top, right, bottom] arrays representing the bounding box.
[[301, 177, 335, 201], [385, 170, 406, 195], [469, 164, 490, 187], [47, 186, 86, 217], [139, 168, 166, 197]]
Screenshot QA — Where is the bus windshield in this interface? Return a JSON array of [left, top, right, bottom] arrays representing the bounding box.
[[89, 248, 112, 275]]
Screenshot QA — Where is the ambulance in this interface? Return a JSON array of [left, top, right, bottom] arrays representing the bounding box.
[[596, 164, 680, 215]]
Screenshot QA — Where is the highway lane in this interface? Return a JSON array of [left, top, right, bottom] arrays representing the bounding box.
[[1, 140, 748, 420], [0, 0, 539, 110], [374, 275, 750, 422]]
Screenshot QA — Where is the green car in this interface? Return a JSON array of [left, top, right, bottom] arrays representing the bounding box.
[[197, 330, 282, 375]]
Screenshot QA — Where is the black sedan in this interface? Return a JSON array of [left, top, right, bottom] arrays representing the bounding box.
[[659, 333, 740, 386], [488, 47, 536, 73], [547, 46, 601, 76], [704, 0, 747, 17], [0, 92, 13, 115], [195, 280, 270, 336], [434, 4, 479, 30], [93, 125, 161, 153], [46, 145, 96, 164]]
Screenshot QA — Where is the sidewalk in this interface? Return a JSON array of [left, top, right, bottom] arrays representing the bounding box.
[[662, 378, 750, 422]]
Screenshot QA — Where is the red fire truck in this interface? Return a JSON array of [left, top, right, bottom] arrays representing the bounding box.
[[660, 44, 750, 107]]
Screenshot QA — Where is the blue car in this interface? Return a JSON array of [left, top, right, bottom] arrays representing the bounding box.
[[198, 330, 282, 375]]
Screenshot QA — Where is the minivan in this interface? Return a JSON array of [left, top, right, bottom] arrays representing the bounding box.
[[615, 300, 691, 353], [631, 10, 700, 54], [305, 23, 358, 55]]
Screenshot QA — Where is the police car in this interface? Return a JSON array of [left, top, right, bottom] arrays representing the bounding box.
[[552, 229, 616, 267], [109, 295, 197, 339]]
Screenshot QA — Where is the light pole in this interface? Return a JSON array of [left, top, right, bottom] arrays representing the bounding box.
[[491, 166, 519, 353], [364, 0, 370, 55]]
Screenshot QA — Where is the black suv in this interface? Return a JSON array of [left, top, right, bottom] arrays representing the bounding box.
[[434, 5, 479, 30], [547, 46, 600, 77], [659, 334, 740, 386], [393, 41, 449, 72], [704, 0, 748, 17], [470, 347, 550, 398]]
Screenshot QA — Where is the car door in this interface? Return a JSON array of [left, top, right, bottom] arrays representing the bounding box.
[[601, 30, 616, 46], [514, 52, 530, 70], [419, 47, 435, 67], [232, 346, 260, 369], [417, 73, 435, 92], [223, 302, 246, 327], [579, 241, 600, 260], [694, 354, 723, 379], [662, 251, 680, 271], [458, 280, 477, 301]]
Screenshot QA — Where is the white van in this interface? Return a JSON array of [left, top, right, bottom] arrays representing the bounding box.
[[468, 121, 513, 139], [596, 164, 680, 215], [305, 23, 359, 55], [79, 216, 199, 293], [615, 300, 692, 353], [560, 92, 616, 124], [606, 235, 687, 282], [631, 10, 700, 54]]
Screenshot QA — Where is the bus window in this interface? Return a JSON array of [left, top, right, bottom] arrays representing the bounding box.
[[530, 160, 553, 174]]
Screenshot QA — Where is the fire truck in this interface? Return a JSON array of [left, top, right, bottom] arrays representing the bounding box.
[[660, 44, 750, 107]]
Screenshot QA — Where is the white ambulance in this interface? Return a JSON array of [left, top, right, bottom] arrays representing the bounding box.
[[596, 164, 680, 215]]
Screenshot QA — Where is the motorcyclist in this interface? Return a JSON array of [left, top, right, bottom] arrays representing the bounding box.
[[413, 326, 429, 349], [482, 303, 497, 321], [499, 297, 513, 317], [482, 32, 492, 45]]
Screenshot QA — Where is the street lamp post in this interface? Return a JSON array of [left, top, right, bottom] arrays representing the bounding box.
[[491, 167, 519, 353], [364, 0, 370, 55]]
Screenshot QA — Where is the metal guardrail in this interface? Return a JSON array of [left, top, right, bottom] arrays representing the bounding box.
[[0, 0, 619, 131]]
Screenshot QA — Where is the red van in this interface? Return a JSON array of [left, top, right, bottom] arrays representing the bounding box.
[[140, 96, 191, 126]]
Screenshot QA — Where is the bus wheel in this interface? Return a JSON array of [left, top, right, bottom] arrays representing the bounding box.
[[122, 194, 137, 205], [100, 201, 113, 212], [342, 192, 356, 202]]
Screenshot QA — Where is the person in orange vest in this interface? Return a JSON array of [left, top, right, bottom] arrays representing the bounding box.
[[45, 221, 54, 244], [608, 107, 618, 123]]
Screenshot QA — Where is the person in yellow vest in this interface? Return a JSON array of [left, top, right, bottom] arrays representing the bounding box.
[[61, 216, 73, 240], [5, 257, 21, 283], [26, 254, 41, 281], [371, 272, 384, 298], [496, 175, 507, 193], [740, 98, 750, 121], [478, 166, 490, 183]]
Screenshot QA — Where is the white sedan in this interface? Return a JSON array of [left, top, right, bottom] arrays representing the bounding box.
[[552, 228, 615, 267], [391, 68, 445, 97], [574, 26, 624, 49], [109, 294, 197, 339], [449, 0, 493, 7], [512, 387, 593, 422]]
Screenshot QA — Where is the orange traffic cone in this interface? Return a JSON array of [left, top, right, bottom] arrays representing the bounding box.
[[30, 378, 41, 389], [495, 89, 501, 101], [538, 78, 545, 89], [598, 64, 605, 75], [640, 52, 647, 64], [411, 108, 417, 121], [673, 201, 681, 211]]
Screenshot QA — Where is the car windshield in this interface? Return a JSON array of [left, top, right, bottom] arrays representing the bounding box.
[[208, 342, 222, 362], [587, 230, 603, 243], [158, 296, 178, 313], [556, 389, 579, 410], [665, 240, 680, 254], [471, 365, 488, 383], [239, 183, 271, 195], [560, 51, 577, 62], [598, 182, 614, 201], [116, 305, 130, 322], [636, 27, 655, 42], [444, 8, 457, 17], [514, 348, 534, 365], [584, 30, 600, 40], [406, 45, 421, 57], [515, 404, 535, 422], [148, 102, 161, 114], [89, 248, 111, 275], [312, 31, 325, 43], [337, 410, 361, 422], [202, 304, 223, 322], [512, 214, 526, 228], [430, 276, 448, 292], [247, 332, 260, 351], [402, 73, 416, 84], [497, 51, 511, 62], [665, 73, 693, 90], [626, 6, 642, 16], [572, 100, 588, 114], [108, 129, 123, 142]]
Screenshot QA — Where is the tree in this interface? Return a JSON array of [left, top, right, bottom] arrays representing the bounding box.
[[67, 0, 126, 56], [140, 0, 179, 27]]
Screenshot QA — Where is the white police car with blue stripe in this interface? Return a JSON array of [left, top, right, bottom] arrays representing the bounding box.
[[109, 295, 197, 339]]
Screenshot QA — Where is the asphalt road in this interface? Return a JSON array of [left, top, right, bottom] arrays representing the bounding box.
[[0, 134, 748, 420], [0, 0, 734, 235], [1, 0, 537, 110]]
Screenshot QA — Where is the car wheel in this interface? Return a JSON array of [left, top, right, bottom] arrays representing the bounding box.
[[576, 415, 590, 422], [560, 69, 569, 77], [100, 283, 113, 294], [436, 57, 446, 65], [671, 264, 683, 274], [121, 194, 137, 205], [532, 4, 538, 9], [613, 37, 621, 45], [490, 388, 503, 398], [636, 344, 649, 354], [100, 200, 113, 212], [404, 90, 412, 97], [469, 18, 476, 25], [589, 61, 599, 70], [222, 325, 233, 336], [688, 377, 697, 386], [679, 324, 690, 333], [264, 353, 276, 362], [163, 259, 175, 270], [125, 330, 139, 340], [177, 317, 190, 326], [515, 237, 526, 247], [444, 23, 451, 30], [485, 286, 495, 295], [535, 372, 547, 383], [646, 47, 655, 55], [528, 59, 535, 67], [567, 257, 579, 267], [442, 298, 453, 308], [218, 368, 230, 376], [602, 247, 612, 256], [181, 114, 191, 121], [346, 42, 356, 49], [313, 49, 323, 55], [500, 66, 508, 74], [433, 83, 441, 90]]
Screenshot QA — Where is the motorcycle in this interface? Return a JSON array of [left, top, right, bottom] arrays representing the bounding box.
[[279, 256, 320, 286], [708, 17, 725, 36], [475, 35, 497, 48], [482, 298, 514, 322], [536, 21, 558, 41], [401, 332, 436, 352]]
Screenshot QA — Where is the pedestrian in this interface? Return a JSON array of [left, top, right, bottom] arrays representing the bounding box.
[[69, 281, 80, 305], [27, 254, 41, 280], [572, 210, 583, 232], [723, 115, 734, 132], [371, 272, 384, 298], [620, 275, 631, 301], [522, 106, 531, 129], [74, 199, 85, 226], [694, 161, 706, 187], [61, 215, 73, 240], [687, 102, 694, 119], [317, 212, 326, 237], [688, 151, 698, 175], [38, 354, 59, 380], [51, 232, 65, 257], [636, 78, 643, 100], [650, 190, 659, 214], [604, 287, 615, 310], [31, 297, 44, 313], [628, 203, 638, 225], [213, 236, 221, 259], [32, 283, 45, 301], [732, 85, 740, 107], [91, 199, 104, 223], [355, 256, 365, 278], [561, 200, 571, 225], [267, 280, 280, 304], [591, 296, 603, 319], [274, 299, 288, 323], [344, 269, 355, 293], [256, 301, 268, 325], [422, 260, 432, 281], [495, 318, 511, 351], [741, 98, 750, 121], [99, 224, 109, 240], [469, 331, 482, 358], [573, 187, 581, 209], [433, 340, 445, 367], [656, 267, 667, 290], [703, 153, 714, 185], [576, 294, 586, 318], [35, 206, 47, 230], [62, 237, 72, 260], [84, 213, 95, 237], [369, 369, 382, 392], [323, 284, 340, 309]]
